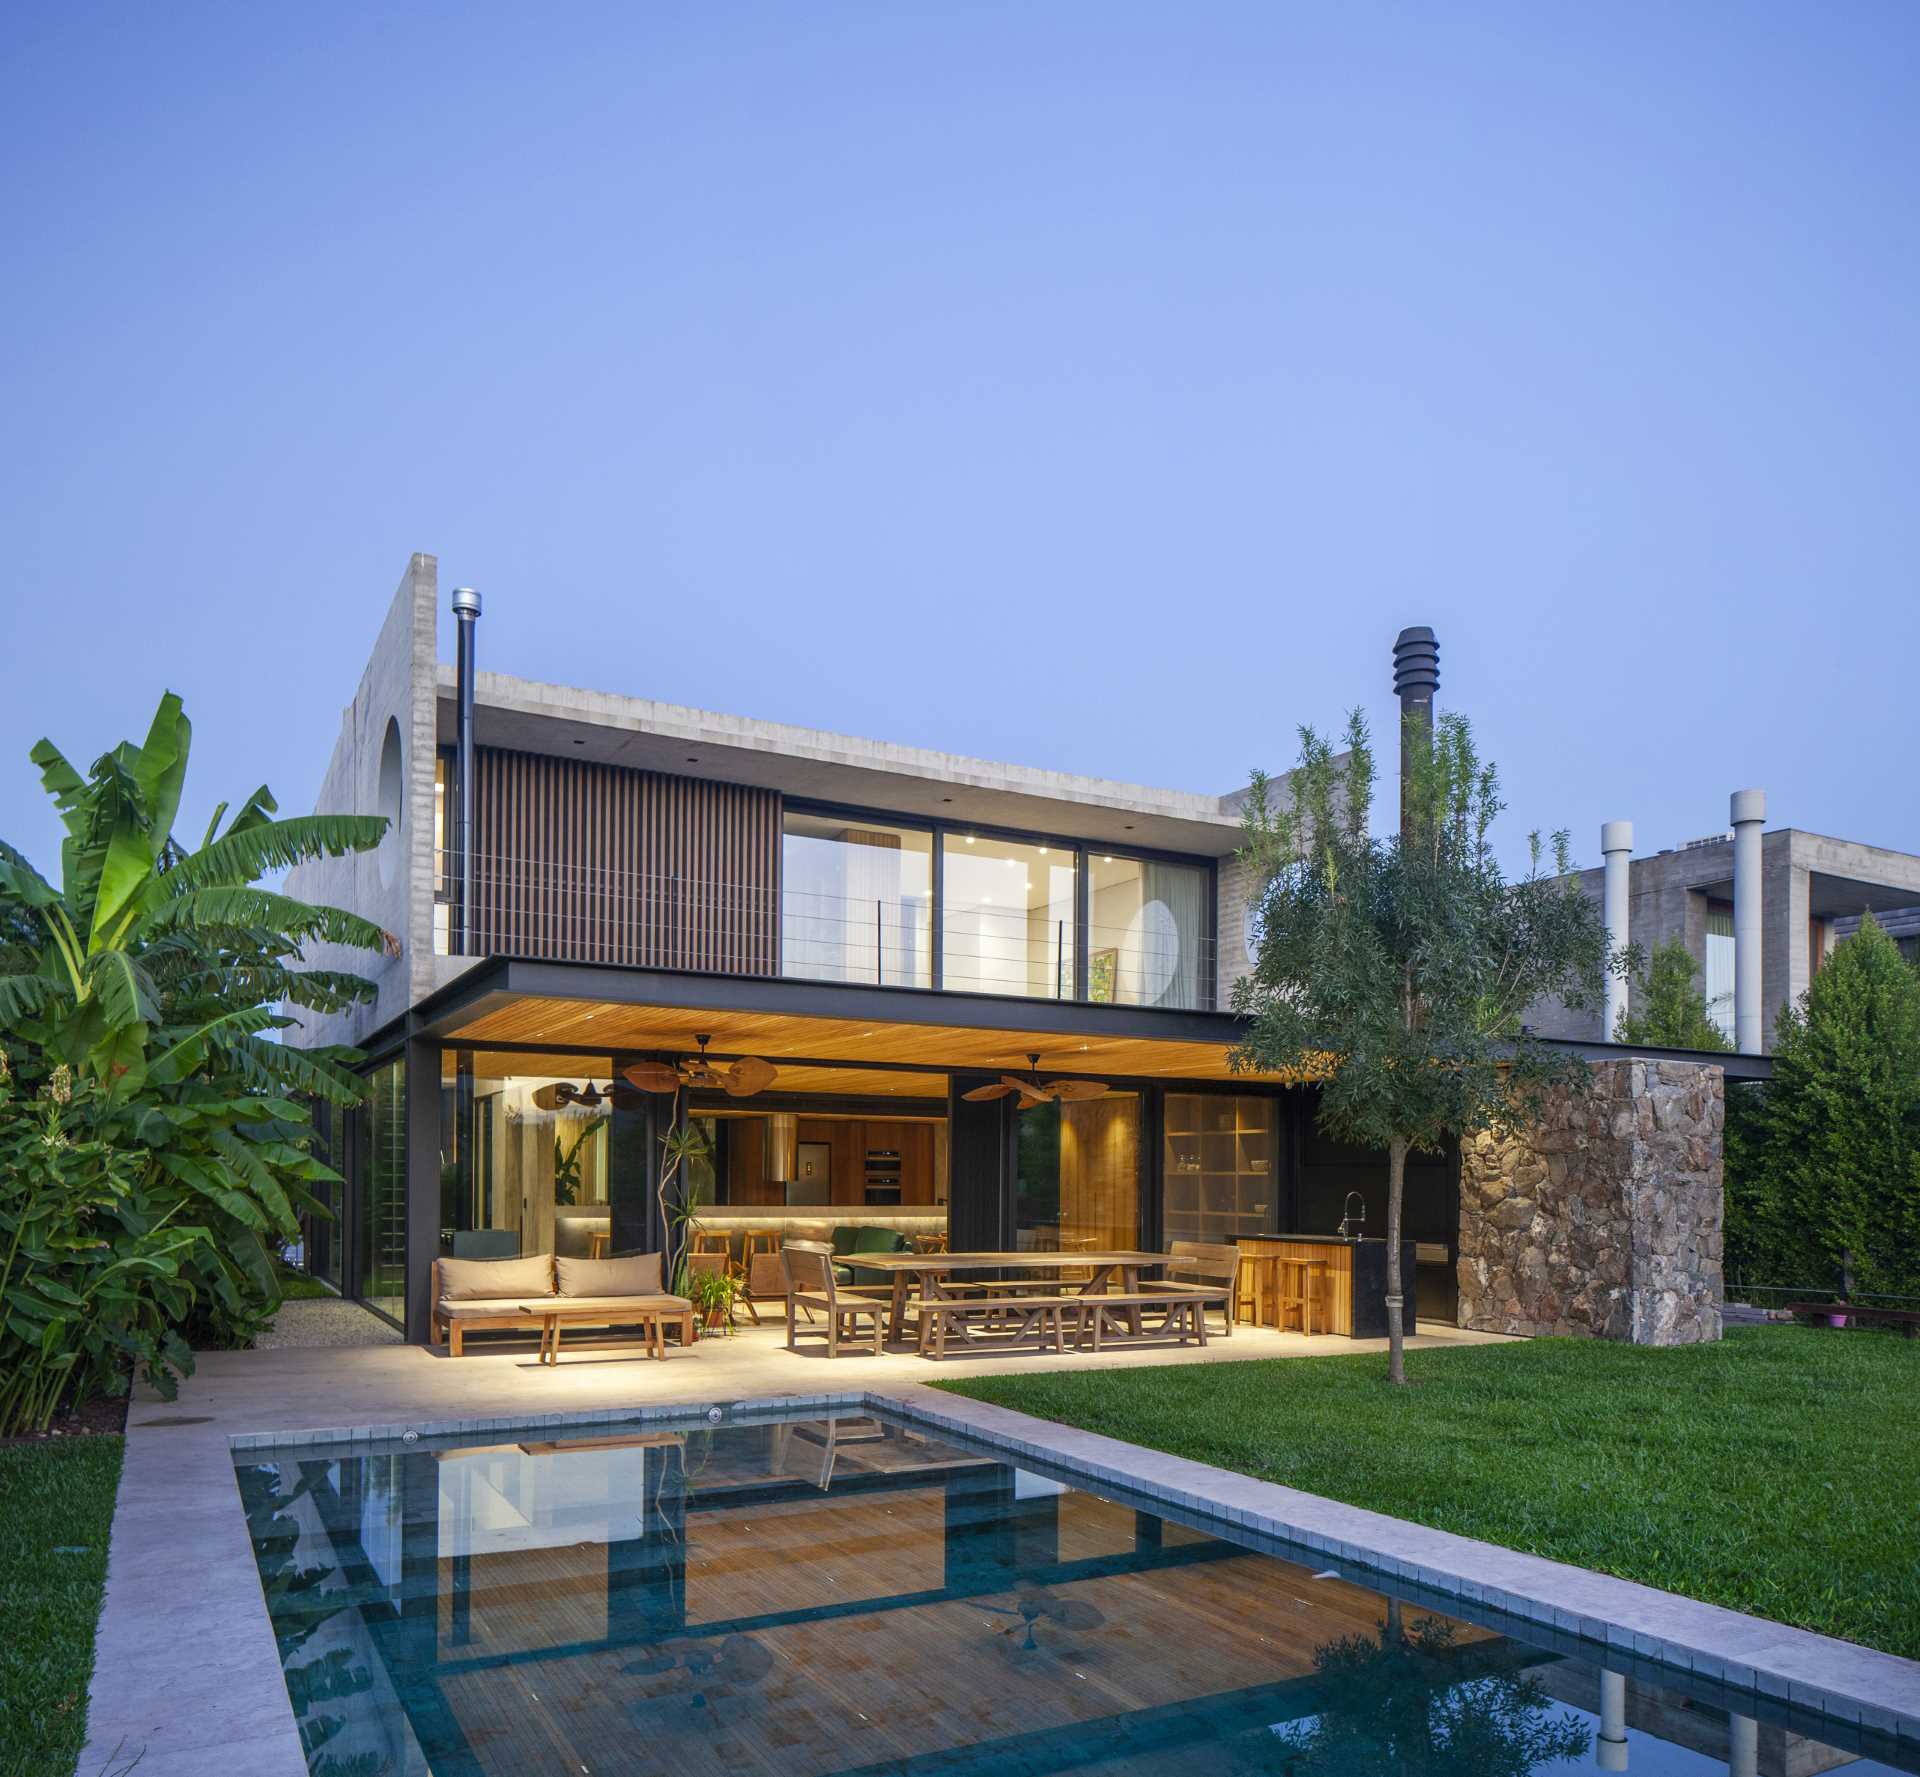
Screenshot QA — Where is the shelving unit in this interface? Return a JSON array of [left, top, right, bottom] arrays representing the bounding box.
[[1163, 1093, 1278, 1245]]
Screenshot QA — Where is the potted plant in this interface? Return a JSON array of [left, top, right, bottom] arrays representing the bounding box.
[[688, 1267, 738, 1336]]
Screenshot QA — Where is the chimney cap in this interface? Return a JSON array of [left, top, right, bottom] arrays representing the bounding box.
[[1601, 820, 1634, 854], [451, 585, 482, 617], [1392, 626, 1439, 699], [1729, 788, 1766, 827]]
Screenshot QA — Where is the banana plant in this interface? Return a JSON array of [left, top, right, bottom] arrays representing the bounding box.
[[0, 691, 395, 1370]]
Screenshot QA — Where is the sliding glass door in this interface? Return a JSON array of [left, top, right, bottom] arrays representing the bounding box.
[[942, 835, 1077, 999], [782, 813, 933, 988], [1087, 854, 1209, 1009], [358, 1058, 408, 1326]]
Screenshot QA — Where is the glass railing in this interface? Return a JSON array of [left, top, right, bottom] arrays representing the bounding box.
[[435, 852, 1217, 1008]]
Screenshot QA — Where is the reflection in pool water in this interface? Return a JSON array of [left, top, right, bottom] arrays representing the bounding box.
[[235, 1410, 1912, 1777]]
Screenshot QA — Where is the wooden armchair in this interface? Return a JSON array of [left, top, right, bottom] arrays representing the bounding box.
[[1146, 1240, 1241, 1336], [782, 1240, 885, 1357]]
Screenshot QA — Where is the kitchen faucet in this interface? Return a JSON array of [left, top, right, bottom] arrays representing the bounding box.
[[1336, 1192, 1367, 1240]]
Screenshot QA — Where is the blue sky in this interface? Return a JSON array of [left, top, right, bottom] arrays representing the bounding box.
[[3, 2, 1916, 875]]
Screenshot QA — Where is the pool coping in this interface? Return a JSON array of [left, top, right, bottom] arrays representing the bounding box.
[[87, 1383, 1920, 1774]]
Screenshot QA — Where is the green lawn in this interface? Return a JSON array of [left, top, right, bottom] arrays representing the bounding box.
[[934, 1326, 1920, 1659], [272, 1264, 336, 1301], [0, 1436, 124, 1777]]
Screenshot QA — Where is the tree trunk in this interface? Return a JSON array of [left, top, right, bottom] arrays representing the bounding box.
[[1386, 1136, 1408, 1385]]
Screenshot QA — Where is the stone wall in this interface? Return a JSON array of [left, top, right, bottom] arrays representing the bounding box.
[[1458, 1060, 1724, 1345]]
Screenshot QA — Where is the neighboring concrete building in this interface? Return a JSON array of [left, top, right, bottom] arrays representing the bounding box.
[[1530, 802, 1920, 1054], [285, 558, 1751, 1349]]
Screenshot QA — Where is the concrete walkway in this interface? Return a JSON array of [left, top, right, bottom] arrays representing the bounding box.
[[76, 1319, 1919, 1773]]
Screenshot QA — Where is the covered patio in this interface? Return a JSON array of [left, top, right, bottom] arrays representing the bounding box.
[[332, 958, 1467, 1353]]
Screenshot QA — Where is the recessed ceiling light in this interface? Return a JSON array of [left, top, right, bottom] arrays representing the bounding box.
[[965, 835, 976, 846], [1038, 846, 1048, 855]]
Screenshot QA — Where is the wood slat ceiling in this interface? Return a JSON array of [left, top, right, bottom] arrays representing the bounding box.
[[442, 995, 1303, 1084]]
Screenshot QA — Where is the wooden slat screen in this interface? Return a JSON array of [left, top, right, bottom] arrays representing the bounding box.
[[470, 747, 780, 973]]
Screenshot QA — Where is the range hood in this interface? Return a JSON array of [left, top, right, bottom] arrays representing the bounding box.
[[764, 1113, 799, 1183]]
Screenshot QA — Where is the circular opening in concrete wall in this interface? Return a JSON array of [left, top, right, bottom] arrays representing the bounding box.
[[376, 717, 403, 889]]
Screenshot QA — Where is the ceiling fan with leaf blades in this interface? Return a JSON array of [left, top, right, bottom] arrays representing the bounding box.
[[530, 1081, 614, 1111], [621, 1035, 779, 1099], [961, 1054, 1107, 1111]]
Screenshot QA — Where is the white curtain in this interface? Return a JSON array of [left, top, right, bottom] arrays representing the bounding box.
[[1139, 862, 1206, 1008]]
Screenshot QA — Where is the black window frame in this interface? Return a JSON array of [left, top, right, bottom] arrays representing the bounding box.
[[782, 797, 1219, 1010]]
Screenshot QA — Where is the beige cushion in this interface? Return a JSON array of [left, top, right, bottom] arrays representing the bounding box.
[[556, 1253, 662, 1298], [441, 1297, 557, 1318], [437, 1254, 554, 1302], [442, 1293, 690, 1319]]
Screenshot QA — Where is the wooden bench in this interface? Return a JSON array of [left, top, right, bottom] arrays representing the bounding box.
[[1782, 1302, 1920, 1337], [908, 1289, 1217, 1358]]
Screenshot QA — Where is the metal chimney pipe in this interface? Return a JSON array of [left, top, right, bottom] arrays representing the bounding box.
[[1392, 626, 1439, 838], [1730, 788, 1766, 1052], [1601, 821, 1633, 1039], [451, 586, 481, 956]]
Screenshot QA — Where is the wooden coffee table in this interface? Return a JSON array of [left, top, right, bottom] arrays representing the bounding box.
[[519, 1302, 693, 1365]]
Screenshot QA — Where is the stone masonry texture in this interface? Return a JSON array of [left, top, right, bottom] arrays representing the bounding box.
[[1458, 1060, 1724, 1345]]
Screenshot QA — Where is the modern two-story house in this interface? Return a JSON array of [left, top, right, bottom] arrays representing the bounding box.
[[288, 556, 1750, 1348]]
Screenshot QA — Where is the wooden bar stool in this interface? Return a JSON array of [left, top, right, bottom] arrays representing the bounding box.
[[690, 1229, 733, 1264], [1276, 1257, 1328, 1337], [1234, 1251, 1271, 1327], [742, 1228, 781, 1265]]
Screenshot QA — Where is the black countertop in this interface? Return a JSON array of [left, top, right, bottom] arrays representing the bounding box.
[[1234, 1233, 1383, 1247]]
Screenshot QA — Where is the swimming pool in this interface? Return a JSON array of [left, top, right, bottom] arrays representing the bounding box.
[[236, 1404, 1915, 1776]]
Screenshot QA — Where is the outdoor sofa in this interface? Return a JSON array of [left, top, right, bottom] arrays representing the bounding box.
[[431, 1252, 694, 1356]]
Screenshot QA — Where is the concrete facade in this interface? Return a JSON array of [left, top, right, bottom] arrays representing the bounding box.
[[1458, 1061, 1725, 1345], [1530, 825, 1920, 1053], [283, 554, 448, 1049], [284, 553, 1287, 1048]]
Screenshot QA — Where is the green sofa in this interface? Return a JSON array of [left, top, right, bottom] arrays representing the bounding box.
[[831, 1224, 909, 1287]]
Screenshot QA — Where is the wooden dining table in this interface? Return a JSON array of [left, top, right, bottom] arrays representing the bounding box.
[[849, 1250, 1168, 1344]]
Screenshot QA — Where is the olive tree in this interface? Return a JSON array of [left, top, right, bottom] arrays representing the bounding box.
[[1233, 710, 1610, 1382]]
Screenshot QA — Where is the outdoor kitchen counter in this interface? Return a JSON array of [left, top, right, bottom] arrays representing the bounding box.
[[1233, 1235, 1419, 1339]]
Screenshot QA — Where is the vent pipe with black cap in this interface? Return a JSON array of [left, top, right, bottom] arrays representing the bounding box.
[[1392, 625, 1439, 838], [450, 585, 481, 956]]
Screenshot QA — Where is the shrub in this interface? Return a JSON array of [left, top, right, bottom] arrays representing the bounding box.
[[1726, 917, 1920, 1296], [0, 1058, 206, 1434]]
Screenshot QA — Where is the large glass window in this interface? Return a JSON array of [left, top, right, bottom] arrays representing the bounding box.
[[782, 813, 933, 988], [441, 1053, 614, 1262], [943, 835, 1076, 999], [1703, 901, 1736, 1043], [305, 1100, 342, 1289], [359, 1058, 408, 1324], [1087, 855, 1210, 1009], [1014, 1093, 1139, 1252]]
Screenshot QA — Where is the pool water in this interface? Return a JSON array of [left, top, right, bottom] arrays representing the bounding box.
[[236, 1408, 1912, 1777]]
